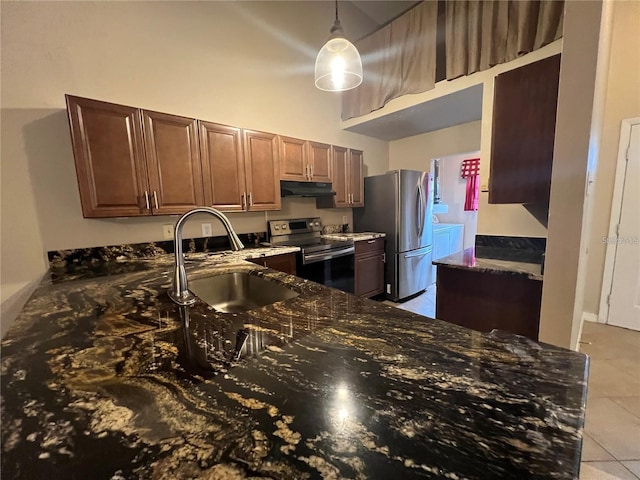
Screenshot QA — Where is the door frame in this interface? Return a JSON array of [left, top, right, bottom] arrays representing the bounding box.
[[598, 117, 640, 324]]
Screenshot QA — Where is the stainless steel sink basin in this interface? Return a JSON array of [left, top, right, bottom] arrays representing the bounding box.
[[188, 272, 298, 313]]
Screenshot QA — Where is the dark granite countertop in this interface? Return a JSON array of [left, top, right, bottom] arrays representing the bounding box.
[[433, 247, 544, 281], [1, 252, 586, 479]]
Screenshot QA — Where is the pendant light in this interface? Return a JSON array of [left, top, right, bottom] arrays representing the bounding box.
[[314, 0, 363, 92]]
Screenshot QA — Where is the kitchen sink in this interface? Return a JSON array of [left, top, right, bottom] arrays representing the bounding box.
[[188, 272, 298, 313]]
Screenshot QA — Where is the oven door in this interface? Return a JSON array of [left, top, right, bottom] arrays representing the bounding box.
[[297, 251, 355, 294]]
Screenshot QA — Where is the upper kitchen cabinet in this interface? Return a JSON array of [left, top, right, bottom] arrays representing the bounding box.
[[66, 95, 205, 217], [348, 149, 364, 207], [279, 137, 332, 183], [279, 136, 307, 181], [489, 54, 561, 204], [199, 121, 246, 211], [200, 125, 280, 212], [142, 110, 204, 215], [66, 95, 148, 217], [243, 130, 281, 211], [317, 146, 364, 208], [307, 141, 332, 183]]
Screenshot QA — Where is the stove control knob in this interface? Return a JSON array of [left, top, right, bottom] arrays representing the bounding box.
[[274, 225, 280, 230], [281, 223, 288, 230], [313, 221, 320, 227]]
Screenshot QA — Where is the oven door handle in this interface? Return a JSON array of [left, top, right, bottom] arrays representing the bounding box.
[[303, 246, 355, 264]]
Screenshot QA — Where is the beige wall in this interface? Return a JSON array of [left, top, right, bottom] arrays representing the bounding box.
[[0, 1, 389, 335], [582, 0, 640, 317], [388, 121, 481, 171]]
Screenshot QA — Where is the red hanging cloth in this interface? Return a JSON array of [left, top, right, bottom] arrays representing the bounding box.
[[461, 158, 480, 211]]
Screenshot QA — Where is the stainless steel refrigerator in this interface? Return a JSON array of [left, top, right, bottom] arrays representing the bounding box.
[[354, 170, 434, 301]]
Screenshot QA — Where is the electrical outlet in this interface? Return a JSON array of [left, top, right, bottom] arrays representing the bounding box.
[[162, 224, 174, 240], [201, 223, 212, 237], [342, 215, 348, 224]]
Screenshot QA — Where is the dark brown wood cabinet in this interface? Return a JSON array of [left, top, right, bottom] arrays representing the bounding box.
[[67, 95, 205, 218], [489, 54, 561, 204], [200, 124, 281, 212], [354, 238, 385, 297], [317, 146, 364, 209], [67, 94, 364, 217], [248, 252, 297, 275], [436, 266, 542, 341], [142, 110, 204, 215], [199, 121, 246, 211], [67, 96, 148, 217], [279, 137, 332, 183], [243, 130, 281, 211], [348, 149, 364, 207]]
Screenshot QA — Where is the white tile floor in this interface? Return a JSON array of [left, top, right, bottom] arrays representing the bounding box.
[[384, 283, 437, 318], [579, 321, 640, 479], [384, 290, 640, 479]]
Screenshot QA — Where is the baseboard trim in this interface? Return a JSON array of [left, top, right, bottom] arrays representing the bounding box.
[[582, 312, 599, 324]]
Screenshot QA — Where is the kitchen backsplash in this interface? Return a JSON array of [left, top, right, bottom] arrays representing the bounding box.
[[475, 235, 546, 252], [47, 233, 265, 267]]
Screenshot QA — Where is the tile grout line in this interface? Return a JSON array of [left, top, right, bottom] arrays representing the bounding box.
[[620, 462, 640, 480]]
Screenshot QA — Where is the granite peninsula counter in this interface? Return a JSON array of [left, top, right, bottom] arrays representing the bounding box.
[[1, 249, 587, 479]]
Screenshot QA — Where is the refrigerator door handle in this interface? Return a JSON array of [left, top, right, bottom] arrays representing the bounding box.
[[404, 247, 432, 259], [417, 182, 426, 238], [415, 184, 422, 238]]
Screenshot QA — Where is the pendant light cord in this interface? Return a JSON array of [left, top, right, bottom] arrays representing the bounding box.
[[335, 0, 339, 22]]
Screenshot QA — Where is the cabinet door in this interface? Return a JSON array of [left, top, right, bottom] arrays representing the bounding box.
[[243, 130, 281, 211], [142, 110, 204, 215], [66, 95, 148, 217], [308, 142, 332, 183], [200, 121, 246, 211], [331, 146, 349, 207], [266, 253, 297, 275], [449, 225, 464, 253], [433, 229, 451, 260], [279, 136, 308, 181], [348, 149, 364, 207], [489, 54, 561, 204], [248, 253, 296, 274], [355, 253, 385, 297]]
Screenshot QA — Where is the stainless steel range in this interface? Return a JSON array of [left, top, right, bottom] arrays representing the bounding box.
[[268, 218, 355, 292]]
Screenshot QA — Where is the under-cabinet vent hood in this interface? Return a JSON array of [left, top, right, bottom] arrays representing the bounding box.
[[280, 181, 336, 198]]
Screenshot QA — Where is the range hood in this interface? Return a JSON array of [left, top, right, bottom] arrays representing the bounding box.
[[280, 181, 336, 198]]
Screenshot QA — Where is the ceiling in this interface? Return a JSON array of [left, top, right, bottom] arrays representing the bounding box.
[[344, 84, 484, 141]]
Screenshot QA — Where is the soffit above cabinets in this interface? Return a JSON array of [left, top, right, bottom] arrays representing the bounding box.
[[343, 84, 483, 141]]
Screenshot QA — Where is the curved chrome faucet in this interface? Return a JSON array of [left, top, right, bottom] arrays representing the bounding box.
[[168, 207, 244, 306]]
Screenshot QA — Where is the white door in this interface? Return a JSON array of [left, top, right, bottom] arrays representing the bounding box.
[[608, 123, 640, 330]]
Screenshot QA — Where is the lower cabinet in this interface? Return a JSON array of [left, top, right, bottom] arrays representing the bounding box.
[[354, 238, 385, 297], [248, 252, 297, 275], [432, 223, 464, 284], [435, 265, 542, 341]]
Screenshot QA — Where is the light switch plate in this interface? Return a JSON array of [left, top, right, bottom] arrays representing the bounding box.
[[342, 215, 348, 224], [162, 224, 174, 240], [201, 223, 212, 237]]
